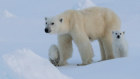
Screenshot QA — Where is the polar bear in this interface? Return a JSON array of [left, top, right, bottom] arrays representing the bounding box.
[[112, 31, 128, 58], [45, 7, 121, 66]]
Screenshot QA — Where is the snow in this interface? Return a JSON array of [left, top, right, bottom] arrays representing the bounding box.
[[74, 0, 96, 10], [58, 57, 140, 79], [0, 0, 140, 79], [0, 10, 16, 19], [3, 49, 71, 79], [3, 10, 15, 18]]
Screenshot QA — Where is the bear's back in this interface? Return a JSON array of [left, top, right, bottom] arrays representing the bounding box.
[[79, 7, 106, 16]]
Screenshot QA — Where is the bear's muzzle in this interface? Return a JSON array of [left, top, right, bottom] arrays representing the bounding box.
[[45, 28, 51, 33]]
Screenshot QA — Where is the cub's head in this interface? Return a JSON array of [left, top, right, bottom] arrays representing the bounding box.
[[44, 15, 69, 34], [112, 31, 125, 39]]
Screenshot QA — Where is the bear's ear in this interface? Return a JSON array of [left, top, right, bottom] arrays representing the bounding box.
[[45, 17, 47, 21], [59, 18, 63, 23]]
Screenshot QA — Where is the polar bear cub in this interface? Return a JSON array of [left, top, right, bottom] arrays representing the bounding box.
[[48, 45, 60, 66], [112, 30, 128, 58]]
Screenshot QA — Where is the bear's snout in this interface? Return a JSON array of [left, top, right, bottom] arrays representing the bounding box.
[[45, 28, 51, 33]]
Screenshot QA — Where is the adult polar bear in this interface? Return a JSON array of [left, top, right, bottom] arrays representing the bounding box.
[[45, 7, 121, 66]]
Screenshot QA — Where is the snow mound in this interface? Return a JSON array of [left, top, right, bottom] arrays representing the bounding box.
[[0, 9, 16, 18], [3, 10, 15, 18], [74, 0, 96, 10], [3, 49, 71, 79]]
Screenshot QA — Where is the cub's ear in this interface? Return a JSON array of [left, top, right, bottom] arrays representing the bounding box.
[[45, 17, 47, 21], [59, 18, 63, 23], [123, 31, 125, 34], [112, 31, 114, 34]]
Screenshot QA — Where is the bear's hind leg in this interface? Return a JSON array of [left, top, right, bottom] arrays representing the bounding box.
[[98, 39, 107, 61], [102, 35, 114, 59]]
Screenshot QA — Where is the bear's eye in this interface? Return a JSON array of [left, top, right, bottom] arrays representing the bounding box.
[[120, 33, 121, 35], [60, 18, 63, 22], [46, 22, 47, 24], [115, 33, 117, 35], [51, 22, 54, 25]]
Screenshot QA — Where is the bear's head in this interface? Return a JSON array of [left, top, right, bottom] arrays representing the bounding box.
[[112, 30, 125, 40], [44, 15, 69, 34]]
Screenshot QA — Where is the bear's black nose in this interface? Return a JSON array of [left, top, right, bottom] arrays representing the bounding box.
[[45, 28, 48, 33], [45, 28, 50, 33], [117, 35, 120, 39]]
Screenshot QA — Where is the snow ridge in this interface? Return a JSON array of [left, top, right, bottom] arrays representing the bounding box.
[[3, 49, 71, 79], [74, 0, 96, 10]]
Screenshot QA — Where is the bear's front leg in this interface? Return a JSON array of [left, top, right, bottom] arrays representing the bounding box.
[[72, 32, 94, 66], [58, 34, 73, 66]]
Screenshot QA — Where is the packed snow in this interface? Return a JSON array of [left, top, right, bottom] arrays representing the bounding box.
[[0, 0, 140, 79], [3, 49, 71, 79]]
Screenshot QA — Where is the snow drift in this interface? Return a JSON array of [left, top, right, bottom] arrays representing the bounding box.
[[3, 49, 71, 79], [74, 0, 96, 10]]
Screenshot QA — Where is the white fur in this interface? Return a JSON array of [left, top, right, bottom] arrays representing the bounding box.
[[112, 31, 128, 58], [48, 45, 59, 60]]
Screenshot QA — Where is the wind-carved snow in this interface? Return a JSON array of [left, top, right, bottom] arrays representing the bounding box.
[[3, 49, 71, 79], [3, 10, 15, 18], [74, 0, 96, 10]]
